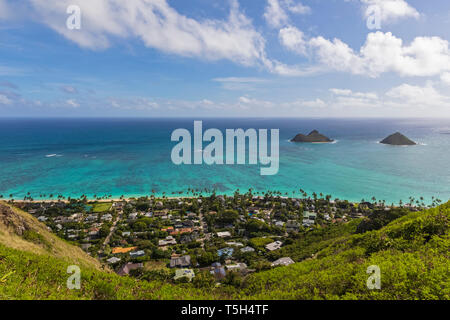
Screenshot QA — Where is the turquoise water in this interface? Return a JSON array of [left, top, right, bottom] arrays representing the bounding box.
[[0, 118, 449, 204]]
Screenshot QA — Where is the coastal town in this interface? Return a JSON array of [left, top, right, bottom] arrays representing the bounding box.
[[11, 191, 431, 285]]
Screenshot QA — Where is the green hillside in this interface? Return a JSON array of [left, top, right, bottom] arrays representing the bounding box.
[[239, 202, 449, 300], [0, 201, 226, 300], [0, 201, 448, 300]]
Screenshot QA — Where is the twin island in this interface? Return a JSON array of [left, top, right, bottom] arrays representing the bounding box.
[[291, 130, 416, 146]]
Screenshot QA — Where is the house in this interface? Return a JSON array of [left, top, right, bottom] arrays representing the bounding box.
[[173, 269, 195, 282], [116, 262, 143, 276], [286, 220, 300, 233], [240, 246, 255, 253], [226, 241, 244, 247], [180, 232, 198, 244], [226, 263, 248, 273], [153, 211, 167, 218], [130, 250, 145, 258], [182, 220, 195, 228], [112, 246, 137, 254], [170, 255, 191, 268], [101, 213, 113, 222], [128, 213, 138, 221], [210, 262, 226, 280], [122, 231, 131, 237], [265, 241, 283, 251], [274, 221, 285, 228], [303, 211, 317, 220], [217, 231, 231, 238], [106, 257, 121, 264], [37, 216, 48, 222], [159, 236, 177, 247], [271, 257, 295, 267], [302, 219, 315, 227], [85, 214, 98, 222], [217, 247, 234, 258], [187, 212, 197, 219]]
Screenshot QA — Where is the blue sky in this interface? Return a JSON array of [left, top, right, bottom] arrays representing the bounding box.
[[1, 0, 450, 117]]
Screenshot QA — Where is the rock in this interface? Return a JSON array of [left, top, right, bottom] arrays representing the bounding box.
[[380, 132, 416, 146], [291, 130, 334, 143]]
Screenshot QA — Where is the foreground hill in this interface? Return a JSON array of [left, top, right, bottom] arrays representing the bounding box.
[[0, 201, 224, 299], [239, 202, 449, 299], [0, 200, 448, 300]]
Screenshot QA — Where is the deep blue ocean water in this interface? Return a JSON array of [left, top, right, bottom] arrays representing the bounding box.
[[0, 118, 449, 204]]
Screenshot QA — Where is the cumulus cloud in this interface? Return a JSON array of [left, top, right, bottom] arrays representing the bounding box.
[[330, 88, 378, 100], [264, 0, 311, 28], [65, 99, 80, 108], [264, 0, 289, 28], [280, 28, 450, 78], [213, 77, 269, 91], [285, 0, 311, 15], [361, 0, 419, 24], [386, 83, 449, 107], [328, 83, 450, 113], [441, 73, 450, 86], [279, 26, 307, 55], [0, 94, 12, 105], [16, 0, 267, 68]]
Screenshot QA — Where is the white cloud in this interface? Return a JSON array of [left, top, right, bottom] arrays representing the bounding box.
[[65, 99, 80, 108], [21, 0, 267, 68], [279, 26, 307, 55], [330, 88, 378, 100], [361, 0, 419, 24], [213, 77, 269, 91], [109, 97, 159, 111], [264, 0, 289, 28], [309, 36, 365, 74], [285, 0, 311, 15], [0, 94, 12, 105], [264, 0, 310, 28], [281, 29, 450, 78], [441, 73, 450, 86], [328, 83, 450, 113], [386, 83, 449, 107]]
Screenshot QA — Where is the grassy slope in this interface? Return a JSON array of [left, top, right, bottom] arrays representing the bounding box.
[[239, 203, 450, 300], [0, 201, 226, 300]]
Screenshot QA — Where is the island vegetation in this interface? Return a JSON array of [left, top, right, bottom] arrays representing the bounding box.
[[291, 130, 334, 143]]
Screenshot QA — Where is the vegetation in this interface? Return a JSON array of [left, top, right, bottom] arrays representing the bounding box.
[[0, 199, 448, 300], [239, 203, 450, 299]]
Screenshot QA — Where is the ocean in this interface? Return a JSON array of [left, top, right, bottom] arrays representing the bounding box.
[[0, 118, 449, 204]]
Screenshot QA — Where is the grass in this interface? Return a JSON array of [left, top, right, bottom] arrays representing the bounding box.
[[144, 260, 168, 271], [92, 203, 112, 213]]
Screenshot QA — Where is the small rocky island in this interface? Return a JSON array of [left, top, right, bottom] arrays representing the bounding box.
[[380, 132, 416, 146], [291, 130, 334, 143]]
